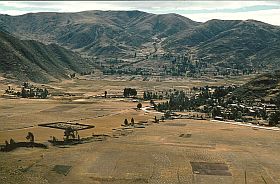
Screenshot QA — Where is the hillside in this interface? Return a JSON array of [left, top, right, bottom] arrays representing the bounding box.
[[232, 70, 280, 105], [0, 10, 280, 70], [0, 11, 199, 56], [163, 19, 280, 68], [0, 31, 94, 83], [195, 20, 280, 69]]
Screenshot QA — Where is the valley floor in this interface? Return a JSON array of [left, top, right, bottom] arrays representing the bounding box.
[[0, 76, 279, 184]]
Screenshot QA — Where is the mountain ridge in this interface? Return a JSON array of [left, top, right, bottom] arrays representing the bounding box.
[[0, 10, 280, 80]]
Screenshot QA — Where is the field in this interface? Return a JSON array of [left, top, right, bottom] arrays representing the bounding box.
[[1, 75, 279, 184]]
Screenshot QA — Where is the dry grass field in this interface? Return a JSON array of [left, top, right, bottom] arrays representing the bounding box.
[[1, 75, 279, 184]]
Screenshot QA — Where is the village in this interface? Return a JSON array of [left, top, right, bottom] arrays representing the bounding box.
[[143, 85, 280, 127], [4, 82, 49, 99]]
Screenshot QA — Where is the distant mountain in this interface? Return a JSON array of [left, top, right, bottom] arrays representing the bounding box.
[[0, 31, 93, 83], [232, 70, 280, 105], [0, 10, 280, 70], [195, 20, 280, 69], [0, 11, 198, 56], [164, 19, 280, 68]]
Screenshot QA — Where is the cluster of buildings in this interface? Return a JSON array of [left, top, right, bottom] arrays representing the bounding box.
[[212, 100, 278, 126], [4, 82, 49, 99]]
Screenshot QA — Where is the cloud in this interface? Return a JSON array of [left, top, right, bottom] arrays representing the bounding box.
[[174, 1, 280, 10], [0, 10, 30, 16], [0, 1, 279, 25]]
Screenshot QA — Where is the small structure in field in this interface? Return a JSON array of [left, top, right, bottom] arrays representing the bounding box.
[[38, 122, 101, 146]]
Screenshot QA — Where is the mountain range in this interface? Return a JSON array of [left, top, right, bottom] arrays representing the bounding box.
[[0, 10, 280, 82]]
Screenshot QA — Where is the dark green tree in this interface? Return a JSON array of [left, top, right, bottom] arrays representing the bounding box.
[[26, 132, 34, 143], [124, 119, 129, 126], [131, 118, 135, 126], [137, 103, 142, 109], [124, 88, 137, 97], [21, 87, 27, 98], [212, 107, 221, 117], [269, 111, 280, 126]]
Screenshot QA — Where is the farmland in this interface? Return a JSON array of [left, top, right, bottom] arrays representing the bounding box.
[[1, 76, 280, 184]]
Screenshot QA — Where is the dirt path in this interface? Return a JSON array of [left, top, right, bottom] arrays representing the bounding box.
[[211, 119, 280, 131]]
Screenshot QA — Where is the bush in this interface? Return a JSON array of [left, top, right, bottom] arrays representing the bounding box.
[[137, 103, 142, 109]]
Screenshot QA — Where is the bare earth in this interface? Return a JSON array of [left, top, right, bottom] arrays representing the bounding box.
[[1, 76, 279, 184]]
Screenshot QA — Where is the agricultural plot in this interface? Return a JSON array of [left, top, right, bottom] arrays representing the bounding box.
[[190, 162, 231, 176], [38, 122, 95, 130]]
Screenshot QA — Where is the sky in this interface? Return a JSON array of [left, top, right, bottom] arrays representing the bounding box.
[[0, 1, 280, 26]]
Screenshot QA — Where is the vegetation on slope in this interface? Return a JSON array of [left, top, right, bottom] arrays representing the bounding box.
[[232, 70, 280, 105], [0, 31, 93, 83], [1, 10, 280, 73]]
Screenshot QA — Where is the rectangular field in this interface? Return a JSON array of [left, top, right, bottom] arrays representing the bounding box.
[[38, 122, 95, 130]]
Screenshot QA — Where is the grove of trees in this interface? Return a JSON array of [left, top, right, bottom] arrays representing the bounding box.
[[123, 88, 137, 97]]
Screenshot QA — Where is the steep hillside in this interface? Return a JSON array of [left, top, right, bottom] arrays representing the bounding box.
[[0, 31, 93, 83]]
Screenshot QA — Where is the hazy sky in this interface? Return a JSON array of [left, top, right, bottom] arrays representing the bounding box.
[[0, 1, 280, 25]]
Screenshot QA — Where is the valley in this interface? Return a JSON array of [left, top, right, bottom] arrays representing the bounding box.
[[1, 11, 280, 83], [0, 9, 280, 184]]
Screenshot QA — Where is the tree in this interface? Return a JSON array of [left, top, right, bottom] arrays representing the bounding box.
[[124, 88, 137, 97], [10, 138, 15, 145], [41, 88, 48, 99], [131, 118, 135, 126], [23, 82, 29, 88], [137, 103, 142, 109], [143, 91, 147, 100], [104, 91, 107, 98], [130, 89, 137, 96], [21, 87, 27, 98], [212, 107, 221, 117], [26, 132, 34, 143], [150, 100, 155, 106], [269, 111, 280, 126], [154, 116, 159, 123], [64, 127, 76, 141], [124, 119, 129, 126]]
